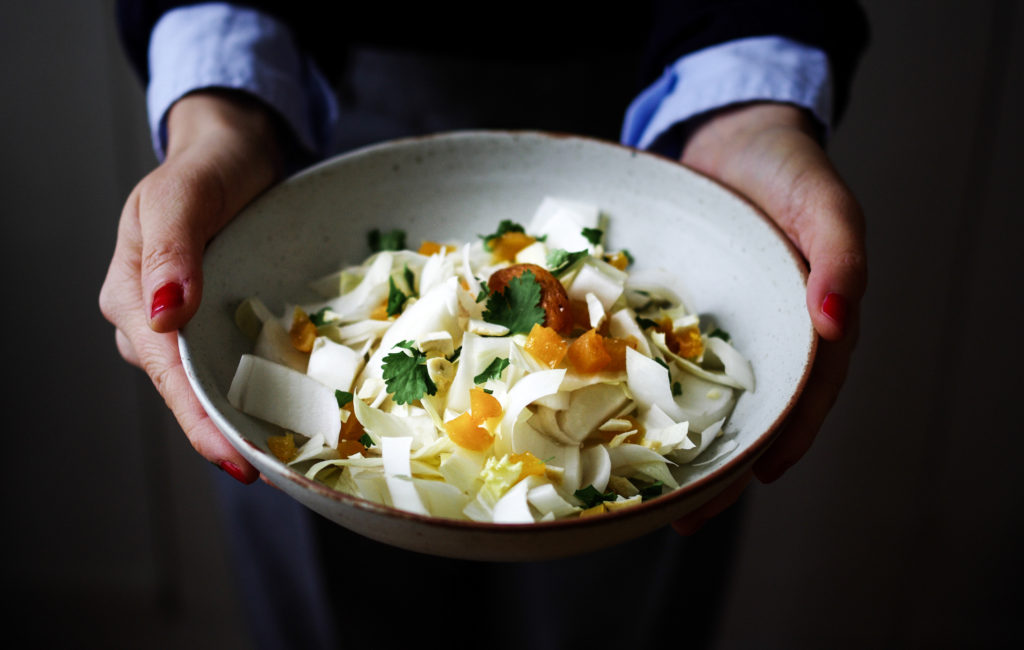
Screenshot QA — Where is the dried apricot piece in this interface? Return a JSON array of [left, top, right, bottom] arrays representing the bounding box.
[[418, 241, 456, 256], [289, 308, 317, 352], [267, 432, 298, 463], [470, 387, 502, 421], [602, 336, 638, 372], [509, 451, 545, 482], [567, 329, 612, 373], [445, 411, 494, 451], [337, 439, 365, 459], [524, 323, 569, 368], [489, 232, 536, 262]]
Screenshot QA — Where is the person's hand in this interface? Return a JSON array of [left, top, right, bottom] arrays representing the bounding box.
[[99, 90, 285, 484], [671, 102, 867, 535]]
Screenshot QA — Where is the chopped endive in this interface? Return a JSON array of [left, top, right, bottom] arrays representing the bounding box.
[[228, 198, 753, 521]]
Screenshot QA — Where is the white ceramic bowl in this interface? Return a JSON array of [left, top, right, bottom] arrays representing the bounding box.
[[180, 131, 815, 561]]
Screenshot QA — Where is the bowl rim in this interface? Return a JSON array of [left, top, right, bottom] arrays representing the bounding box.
[[180, 128, 818, 533]]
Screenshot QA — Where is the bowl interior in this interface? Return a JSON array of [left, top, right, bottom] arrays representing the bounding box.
[[179, 131, 814, 560]]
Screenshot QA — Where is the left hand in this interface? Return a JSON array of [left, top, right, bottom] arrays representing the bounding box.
[[670, 102, 867, 535]]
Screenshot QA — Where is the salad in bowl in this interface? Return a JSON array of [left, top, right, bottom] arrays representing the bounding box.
[[226, 196, 754, 524]]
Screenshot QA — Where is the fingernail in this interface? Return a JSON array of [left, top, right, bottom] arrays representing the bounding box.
[[219, 460, 254, 484], [821, 292, 847, 333], [151, 282, 184, 319]]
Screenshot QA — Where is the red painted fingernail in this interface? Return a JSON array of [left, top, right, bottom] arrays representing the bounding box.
[[151, 282, 184, 319], [821, 292, 847, 333], [219, 460, 254, 484]]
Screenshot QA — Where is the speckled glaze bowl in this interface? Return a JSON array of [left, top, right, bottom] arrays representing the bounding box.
[[179, 131, 815, 561]]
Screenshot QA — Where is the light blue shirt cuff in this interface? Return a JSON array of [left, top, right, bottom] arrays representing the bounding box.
[[620, 35, 833, 157], [147, 2, 339, 161]]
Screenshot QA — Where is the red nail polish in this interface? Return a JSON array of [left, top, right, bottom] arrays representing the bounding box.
[[821, 292, 847, 332], [219, 460, 253, 484], [151, 282, 184, 319]]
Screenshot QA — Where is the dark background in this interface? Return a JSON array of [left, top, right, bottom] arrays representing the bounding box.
[[2, 1, 1022, 647]]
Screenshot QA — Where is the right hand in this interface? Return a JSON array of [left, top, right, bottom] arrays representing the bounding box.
[[99, 90, 285, 483]]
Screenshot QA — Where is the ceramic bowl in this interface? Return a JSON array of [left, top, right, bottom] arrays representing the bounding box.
[[179, 131, 815, 561]]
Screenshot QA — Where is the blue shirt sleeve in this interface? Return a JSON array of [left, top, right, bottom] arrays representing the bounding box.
[[620, 35, 833, 157], [146, 2, 339, 161], [146, 6, 832, 163]]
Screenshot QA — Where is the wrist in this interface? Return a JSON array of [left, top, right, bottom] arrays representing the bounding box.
[[166, 89, 284, 179], [681, 102, 817, 177]]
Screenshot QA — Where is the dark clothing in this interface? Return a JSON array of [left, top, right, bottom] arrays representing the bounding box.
[[115, 0, 869, 124]]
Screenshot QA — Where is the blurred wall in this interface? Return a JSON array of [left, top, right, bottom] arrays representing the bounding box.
[[1, 1, 1020, 648]]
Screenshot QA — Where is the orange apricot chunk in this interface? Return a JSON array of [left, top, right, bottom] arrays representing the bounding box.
[[339, 403, 365, 441], [370, 300, 390, 321], [470, 387, 502, 421], [445, 412, 495, 451], [524, 323, 569, 368], [267, 432, 298, 463], [489, 231, 536, 262], [671, 325, 704, 360], [509, 451, 545, 482], [418, 240, 456, 256], [602, 335, 639, 372], [337, 439, 366, 459], [606, 251, 631, 271], [289, 308, 317, 352], [567, 329, 612, 373]]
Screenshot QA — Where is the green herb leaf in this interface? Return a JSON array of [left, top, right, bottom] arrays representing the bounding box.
[[581, 227, 603, 246], [381, 341, 437, 405], [672, 381, 682, 397], [636, 317, 659, 330], [479, 220, 525, 251], [335, 390, 353, 408], [708, 328, 732, 342], [546, 248, 588, 276], [448, 346, 462, 363], [368, 228, 406, 252], [386, 276, 407, 317], [482, 270, 545, 335], [310, 307, 333, 327], [622, 249, 635, 266], [359, 433, 375, 448], [476, 282, 490, 303], [654, 357, 670, 374], [403, 264, 417, 297], [474, 357, 510, 384], [574, 484, 617, 509], [638, 481, 664, 501]]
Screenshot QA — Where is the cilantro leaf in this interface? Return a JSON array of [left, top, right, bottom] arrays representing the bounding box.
[[574, 484, 617, 509], [474, 357, 510, 384], [479, 220, 525, 251], [708, 328, 732, 342], [381, 341, 437, 405], [403, 264, 417, 297], [335, 390, 353, 408], [581, 227, 603, 246], [546, 248, 588, 276], [621, 249, 635, 266], [672, 381, 682, 396], [638, 481, 664, 501], [482, 270, 545, 335], [309, 307, 333, 327], [368, 228, 406, 252], [386, 276, 407, 317], [359, 433, 375, 448], [448, 346, 462, 363], [636, 317, 659, 330]]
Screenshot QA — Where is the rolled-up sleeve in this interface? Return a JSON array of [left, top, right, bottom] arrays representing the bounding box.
[[146, 2, 338, 161], [621, 35, 833, 157]]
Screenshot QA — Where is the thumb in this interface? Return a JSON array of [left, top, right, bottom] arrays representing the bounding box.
[[140, 92, 283, 333]]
